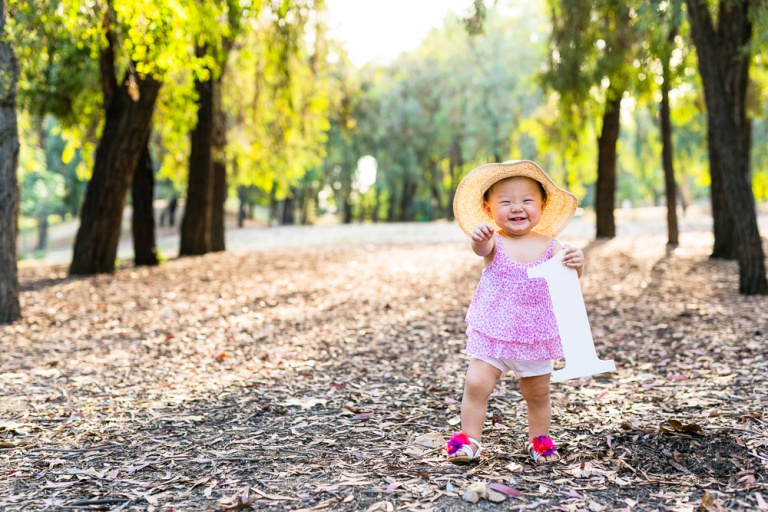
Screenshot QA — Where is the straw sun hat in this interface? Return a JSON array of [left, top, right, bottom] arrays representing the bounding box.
[[453, 160, 578, 238]]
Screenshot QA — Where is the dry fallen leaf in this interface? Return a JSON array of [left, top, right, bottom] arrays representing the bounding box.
[[660, 419, 705, 436], [754, 492, 768, 511], [486, 489, 506, 503], [487, 482, 520, 497], [221, 496, 253, 510], [462, 482, 488, 504], [700, 491, 727, 511]]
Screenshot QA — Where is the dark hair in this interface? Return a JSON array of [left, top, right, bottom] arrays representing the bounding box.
[[483, 177, 547, 203]]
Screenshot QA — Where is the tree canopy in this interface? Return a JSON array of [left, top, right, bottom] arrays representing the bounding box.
[[4, 0, 768, 294]]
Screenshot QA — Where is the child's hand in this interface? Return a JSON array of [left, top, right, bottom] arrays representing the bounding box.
[[471, 223, 495, 243], [562, 244, 584, 274]]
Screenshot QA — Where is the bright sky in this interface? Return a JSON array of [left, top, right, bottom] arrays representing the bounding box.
[[324, 0, 475, 67]]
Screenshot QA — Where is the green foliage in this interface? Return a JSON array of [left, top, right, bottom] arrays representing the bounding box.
[[518, 97, 597, 203], [17, 114, 76, 227], [223, 0, 331, 198], [10, 0, 768, 228], [327, 1, 566, 221], [152, 71, 198, 184]]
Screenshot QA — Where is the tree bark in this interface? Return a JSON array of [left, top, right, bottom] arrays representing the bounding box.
[[268, 181, 279, 226], [211, 75, 227, 252], [342, 194, 352, 224], [708, 138, 736, 258], [131, 138, 159, 266], [399, 178, 417, 222], [686, 0, 767, 294], [36, 206, 49, 252], [595, 94, 622, 238], [660, 40, 679, 246], [180, 46, 214, 256], [237, 185, 248, 228], [211, 160, 226, 250], [69, 30, 161, 275], [282, 189, 296, 225], [0, 0, 21, 323]]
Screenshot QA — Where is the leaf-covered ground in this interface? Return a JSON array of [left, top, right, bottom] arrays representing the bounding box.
[[2, 218, 767, 511]]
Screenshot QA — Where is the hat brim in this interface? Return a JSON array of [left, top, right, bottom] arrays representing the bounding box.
[[452, 160, 578, 238]]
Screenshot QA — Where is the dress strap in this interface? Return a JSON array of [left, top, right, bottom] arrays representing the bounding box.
[[545, 237, 557, 259]]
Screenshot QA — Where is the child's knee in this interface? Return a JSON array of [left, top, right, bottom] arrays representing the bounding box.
[[464, 373, 495, 398], [521, 377, 550, 403]]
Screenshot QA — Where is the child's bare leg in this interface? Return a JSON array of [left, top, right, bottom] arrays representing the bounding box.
[[452, 359, 500, 458], [519, 374, 557, 461]]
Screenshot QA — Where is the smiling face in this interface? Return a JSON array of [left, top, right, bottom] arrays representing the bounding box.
[[483, 177, 546, 237]]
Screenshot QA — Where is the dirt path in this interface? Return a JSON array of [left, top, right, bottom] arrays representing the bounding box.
[[21, 204, 763, 264], [3, 220, 767, 511]]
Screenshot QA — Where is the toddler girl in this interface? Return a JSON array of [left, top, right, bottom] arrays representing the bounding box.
[[448, 160, 584, 464]]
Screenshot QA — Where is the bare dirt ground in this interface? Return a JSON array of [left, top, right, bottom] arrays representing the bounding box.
[[2, 213, 768, 511]]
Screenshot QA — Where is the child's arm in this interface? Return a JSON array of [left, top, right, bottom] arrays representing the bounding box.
[[561, 244, 584, 278], [471, 222, 496, 257]]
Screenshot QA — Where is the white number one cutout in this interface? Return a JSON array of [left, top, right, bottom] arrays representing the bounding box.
[[527, 250, 616, 382]]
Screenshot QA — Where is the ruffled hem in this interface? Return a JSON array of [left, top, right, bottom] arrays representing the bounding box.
[[465, 320, 556, 345], [466, 326, 563, 361]]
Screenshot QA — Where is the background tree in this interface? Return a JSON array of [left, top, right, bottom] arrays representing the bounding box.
[[11, 0, 99, 261], [131, 137, 159, 265], [543, 0, 636, 238], [0, 0, 20, 323], [69, 3, 164, 275], [657, 1, 684, 246], [222, 0, 330, 227], [69, 1, 174, 274], [179, 0, 243, 256], [16, 116, 71, 254], [685, 0, 767, 294], [7, 0, 768, 296]]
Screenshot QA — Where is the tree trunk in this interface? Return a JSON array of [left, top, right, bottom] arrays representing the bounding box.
[[180, 46, 214, 256], [210, 75, 227, 252], [167, 196, 178, 227], [595, 94, 621, 238], [372, 184, 381, 223], [69, 32, 161, 275], [708, 135, 736, 258], [36, 206, 48, 252], [0, 1, 20, 323], [300, 186, 311, 225], [399, 178, 417, 222], [282, 192, 296, 225], [131, 138, 159, 266], [686, 0, 767, 294], [660, 46, 679, 246], [211, 159, 226, 252], [341, 194, 352, 224], [237, 185, 247, 228], [268, 180, 278, 226]]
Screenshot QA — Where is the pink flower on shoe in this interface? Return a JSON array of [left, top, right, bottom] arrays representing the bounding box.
[[446, 433, 471, 455], [531, 435, 557, 457]]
